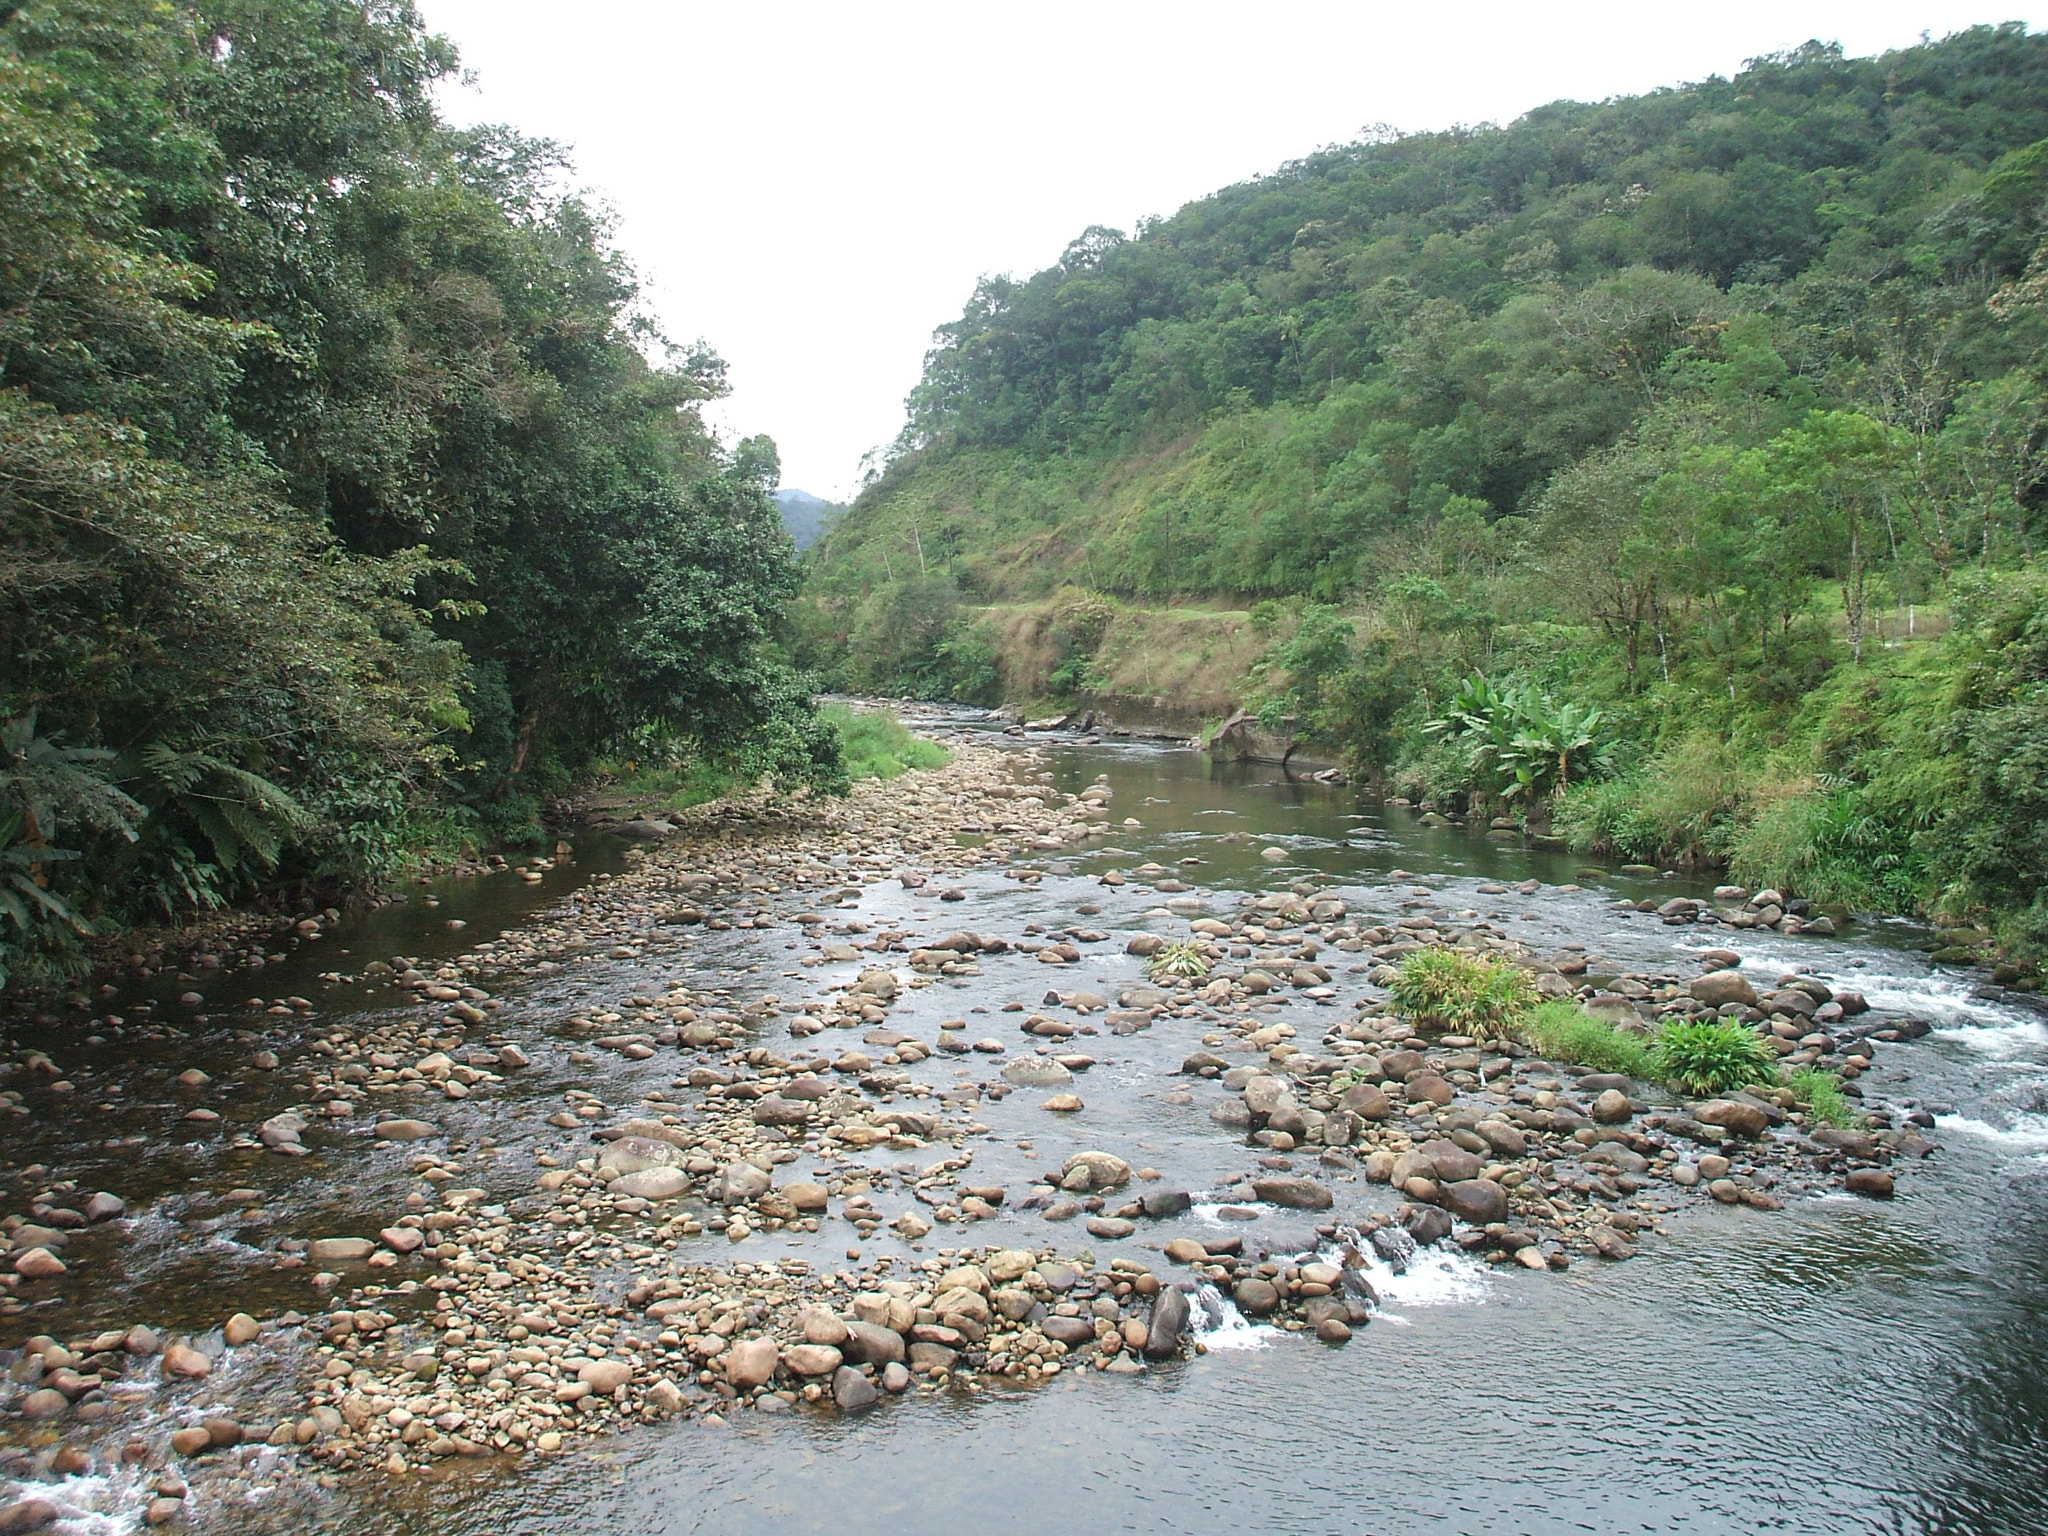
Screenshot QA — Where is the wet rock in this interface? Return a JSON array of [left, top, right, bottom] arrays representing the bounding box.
[[611, 1168, 689, 1200], [373, 1119, 437, 1141], [1002, 1058, 1073, 1088], [724, 1337, 780, 1390], [223, 1313, 260, 1347], [784, 1343, 844, 1376], [1041, 1093, 1085, 1113], [307, 1237, 374, 1264], [1846, 1168, 1895, 1198], [1232, 1278, 1280, 1315], [1442, 1179, 1508, 1225], [1588, 1226, 1637, 1260], [0, 1502, 58, 1534], [839, 1321, 907, 1366], [751, 1096, 813, 1127], [12, 1247, 64, 1279], [1405, 1073, 1454, 1107], [1591, 1089, 1634, 1125], [1315, 1318, 1353, 1344], [802, 1310, 850, 1346], [1417, 1140, 1481, 1183], [161, 1344, 212, 1379], [720, 1162, 772, 1204], [1474, 1119, 1527, 1157], [1061, 1151, 1132, 1191], [1251, 1176, 1332, 1210], [1378, 1049, 1426, 1078], [1340, 1083, 1392, 1119], [16, 1389, 66, 1422], [1689, 970, 1759, 1008], [1086, 1216, 1135, 1239], [170, 1427, 212, 1455], [1695, 1099, 1771, 1139], [1145, 1285, 1191, 1357], [1403, 1207, 1453, 1246], [600, 1137, 683, 1174], [1041, 1316, 1096, 1347], [82, 1192, 125, 1223], [832, 1364, 879, 1410], [1140, 1189, 1192, 1218]]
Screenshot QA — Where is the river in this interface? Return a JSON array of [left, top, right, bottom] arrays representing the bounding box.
[[5, 718, 2046, 1534]]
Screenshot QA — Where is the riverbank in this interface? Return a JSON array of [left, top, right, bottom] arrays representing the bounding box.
[[0, 731, 1963, 1531]]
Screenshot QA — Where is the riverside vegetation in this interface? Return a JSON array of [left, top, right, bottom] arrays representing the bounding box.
[[795, 27, 2048, 963], [0, 0, 838, 993]]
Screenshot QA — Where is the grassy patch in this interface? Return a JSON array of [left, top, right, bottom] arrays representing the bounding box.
[[1520, 1001, 1660, 1079], [1147, 940, 1212, 982], [1386, 948, 1539, 1043], [1789, 1066, 1860, 1127], [821, 704, 951, 781], [593, 757, 740, 815], [1652, 1018, 1781, 1095]]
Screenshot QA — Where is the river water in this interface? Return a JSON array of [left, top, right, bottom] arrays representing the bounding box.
[[7, 722, 2048, 1535]]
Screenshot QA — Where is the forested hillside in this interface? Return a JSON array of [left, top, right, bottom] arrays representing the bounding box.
[[0, 0, 834, 987], [774, 488, 842, 550], [800, 27, 2048, 953]]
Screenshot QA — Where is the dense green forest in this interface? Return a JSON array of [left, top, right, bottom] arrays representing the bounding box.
[[0, 0, 835, 987], [800, 27, 2048, 954]]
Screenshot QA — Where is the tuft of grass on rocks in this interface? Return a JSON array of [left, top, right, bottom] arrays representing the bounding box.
[[824, 704, 952, 780], [1386, 947, 1538, 1042], [1789, 1066, 1860, 1127], [1652, 1017, 1780, 1096], [1147, 939, 1212, 981], [1520, 1001, 1659, 1080]]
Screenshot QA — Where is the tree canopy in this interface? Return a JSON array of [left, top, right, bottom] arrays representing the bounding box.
[[1, 0, 834, 985]]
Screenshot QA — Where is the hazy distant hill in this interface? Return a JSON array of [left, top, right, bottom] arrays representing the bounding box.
[[773, 488, 841, 550]]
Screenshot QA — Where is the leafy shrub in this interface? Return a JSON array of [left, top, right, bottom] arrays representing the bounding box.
[[1147, 940, 1213, 981], [1652, 1019, 1779, 1095], [1561, 736, 1752, 864], [1388, 737, 1475, 808], [1726, 778, 1925, 913], [1558, 776, 1665, 862], [1386, 948, 1538, 1041], [1520, 1001, 1659, 1078]]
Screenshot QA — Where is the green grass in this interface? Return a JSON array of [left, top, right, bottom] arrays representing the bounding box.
[[1386, 948, 1540, 1042], [1521, 1000, 1660, 1079], [821, 704, 951, 781], [1147, 940, 1213, 981], [1652, 1018, 1781, 1096], [1789, 1066, 1860, 1128], [592, 704, 948, 814]]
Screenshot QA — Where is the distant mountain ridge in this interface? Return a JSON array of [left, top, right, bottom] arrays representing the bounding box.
[[773, 488, 841, 550]]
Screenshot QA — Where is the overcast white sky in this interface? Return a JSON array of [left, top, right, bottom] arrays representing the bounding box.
[[420, 2, 2048, 498]]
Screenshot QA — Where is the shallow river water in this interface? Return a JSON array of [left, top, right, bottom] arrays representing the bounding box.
[[7, 721, 2048, 1535]]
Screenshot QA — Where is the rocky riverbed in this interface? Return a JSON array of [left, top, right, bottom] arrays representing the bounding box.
[[0, 730, 1973, 1532]]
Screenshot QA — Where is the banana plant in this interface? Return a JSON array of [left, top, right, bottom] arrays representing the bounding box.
[[1504, 699, 1613, 798], [1426, 677, 1613, 800]]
